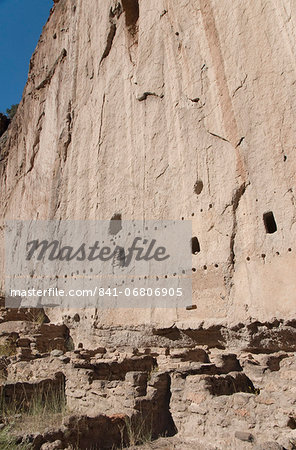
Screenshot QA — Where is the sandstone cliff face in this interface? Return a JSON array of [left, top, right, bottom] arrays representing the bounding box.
[[1, 3, 296, 448], [1, 0, 296, 331]]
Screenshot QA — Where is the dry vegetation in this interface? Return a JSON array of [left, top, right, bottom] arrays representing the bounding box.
[[0, 381, 67, 449]]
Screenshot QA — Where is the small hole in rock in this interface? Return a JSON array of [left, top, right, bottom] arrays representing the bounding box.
[[73, 313, 80, 323], [192, 268, 196, 272], [263, 211, 277, 234], [186, 304, 197, 310], [288, 416, 296, 429], [191, 237, 200, 254], [194, 179, 203, 195]]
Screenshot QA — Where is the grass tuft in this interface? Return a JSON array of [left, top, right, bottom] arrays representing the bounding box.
[[0, 340, 17, 357], [124, 414, 153, 447], [0, 380, 67, 438]]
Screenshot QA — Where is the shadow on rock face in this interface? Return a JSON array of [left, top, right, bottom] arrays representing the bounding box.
[[0, 113, 10, 137]]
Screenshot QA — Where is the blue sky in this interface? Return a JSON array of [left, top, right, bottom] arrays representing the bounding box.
[[0, 0, 53, 113]]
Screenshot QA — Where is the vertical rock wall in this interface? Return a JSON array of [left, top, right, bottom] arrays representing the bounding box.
[[1, 0, 296, 329]]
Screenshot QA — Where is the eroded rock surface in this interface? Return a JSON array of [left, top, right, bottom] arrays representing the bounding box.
[[0, 0, 296, 328], [0, 0, 295, 448]]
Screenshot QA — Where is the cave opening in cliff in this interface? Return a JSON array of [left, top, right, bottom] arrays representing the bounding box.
[[191, 237, 200, 254], [263, 211, 277, 234], [109, 213, 122, 235], [122, 0, 139, 31], [194, 179, 203, 195]]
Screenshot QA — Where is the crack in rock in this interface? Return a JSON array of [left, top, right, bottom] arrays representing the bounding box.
[[100, 24, 117, 64], [227, 182, 250, 288], [100, 4, 123, 65], [207, 131, 229, 143], [232, 74, 248, 97], [36, 48, 67, 90], [236, 136, 245, 147], [137, 92, 164, 101]]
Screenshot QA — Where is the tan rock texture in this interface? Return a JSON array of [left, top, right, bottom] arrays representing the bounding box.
[[1, 0, 296, 331]]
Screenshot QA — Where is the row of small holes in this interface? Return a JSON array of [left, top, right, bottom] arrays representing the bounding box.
[[192, 250, 293, 270], [181, 206, 212, 219], [192, 264, 218, 272], [245, 248, 292, 261]]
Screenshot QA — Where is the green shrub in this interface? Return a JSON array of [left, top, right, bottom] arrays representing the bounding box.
[[6, 104, 19, 120]]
